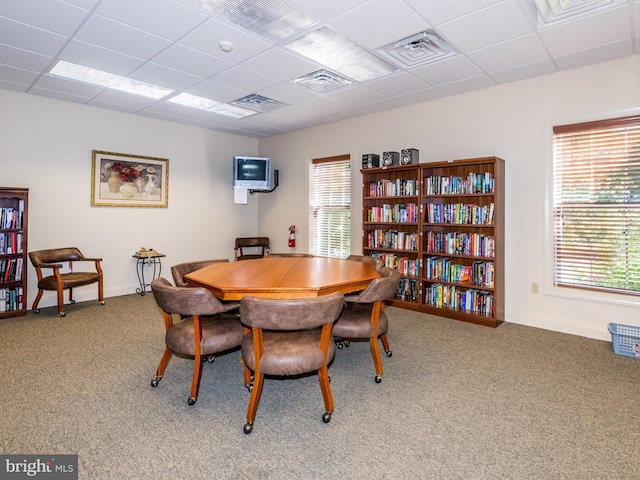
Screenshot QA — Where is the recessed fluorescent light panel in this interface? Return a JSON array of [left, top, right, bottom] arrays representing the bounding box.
[[379, 31, 457, 68], [531, 0, 619, 24], [284, 27, 397, 83], [291, 69, 353, 93], [168, 93, 256, 118], [230, 94, 286, 113], [48, 60, 174, 99], [178, 0, 317, 41]]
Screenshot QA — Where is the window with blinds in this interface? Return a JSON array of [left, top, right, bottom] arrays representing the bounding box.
[[309, 155, 351, 258], [552, 115, 640, 295]]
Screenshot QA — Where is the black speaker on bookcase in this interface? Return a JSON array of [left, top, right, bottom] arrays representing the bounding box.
[[382, 151, 399, 167], [401, 148, 419, 165], [362, 154, 380, 169]]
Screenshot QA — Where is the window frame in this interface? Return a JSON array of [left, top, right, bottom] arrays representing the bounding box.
[[543, 109, 640, 307], [308, 154, 351, 259]]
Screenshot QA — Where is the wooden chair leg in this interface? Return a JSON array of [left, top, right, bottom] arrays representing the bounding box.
[[318, 364, 334, 415], [31, 289, 44, 312], [380, 333, 392, 356], [151, 347, 173, 387], [369, 336, 384, 382], [56, 284, 65, 316], [188, 354, 204, 406], [244, 371, 264, 433]]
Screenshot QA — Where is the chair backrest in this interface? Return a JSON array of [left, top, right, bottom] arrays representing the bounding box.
[[348, 267, 400, 304], [240, 292, 345, 331], [346, 254, 384, 271], [171, 259, 229, 287], [29, 247, 86, 267], [235, 237, 269, 260], [266, 253, 314, 258], [151, 277, 225, 317]]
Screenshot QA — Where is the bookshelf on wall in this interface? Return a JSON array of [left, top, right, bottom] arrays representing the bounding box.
[[0, 187, 28, 319], [361, 157, 504, 328]]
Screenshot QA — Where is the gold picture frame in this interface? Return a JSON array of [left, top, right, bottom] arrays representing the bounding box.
[[91, 150, 169, 207]]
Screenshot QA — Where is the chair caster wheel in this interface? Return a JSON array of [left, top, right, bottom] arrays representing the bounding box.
[[206, 355, 215, 363], [187, 397, 196, 406], [344, 340, 350, 347], [100, 301, 106, 305], [151, 378, 160, 387], [33, 309, 40, 314], [59, 312, 66, 317], [375, 375, 382, 383], [243, 422, 253, 434], [337, 343, 343, 349], [322, 412, 332, 423], [70, 300, 76, 304], [385, 350, 392, 357], [245, 384, 253, 393]]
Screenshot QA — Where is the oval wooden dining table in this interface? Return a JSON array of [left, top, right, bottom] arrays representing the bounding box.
[[184, 256, 380, 300]]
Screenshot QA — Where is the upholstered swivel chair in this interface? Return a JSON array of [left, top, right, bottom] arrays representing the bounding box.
[[150, 277, 244, 405], [346, 254, 384, 271], [29, 247, 105, 317], [332, 267, 401, 383], [240, 292, 345, 434], [234, 237, 269, 261], [170, 259, 240, 312]]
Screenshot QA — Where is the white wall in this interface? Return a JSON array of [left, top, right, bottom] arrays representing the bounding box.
[[257, 55, 640, 341], [0, 90, 258, 307]]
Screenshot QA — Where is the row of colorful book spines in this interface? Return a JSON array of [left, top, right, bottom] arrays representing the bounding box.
[[424, 173, 494, 195], [0, 208, 24, 229], [0, 257, 23, 283], [423, 285, 494, 316], [0, 287, 24, 312], [395, 278, 418, 302], [370, 253, 419, 276], [0, 232, 24, 255], [367, 204, 418, 223], [367, 232, 419, 251], [424, 232, 495, 257], [368, 179, 418, 197], [423, 259, 494, 287], [426, 203, 494, 225]]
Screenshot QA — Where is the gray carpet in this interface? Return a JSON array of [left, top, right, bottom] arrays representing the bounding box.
[[1, 293, 639, 479]]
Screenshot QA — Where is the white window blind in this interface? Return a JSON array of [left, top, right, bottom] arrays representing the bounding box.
[[310, 155, 351, 258], [553, 115, 640, 295]]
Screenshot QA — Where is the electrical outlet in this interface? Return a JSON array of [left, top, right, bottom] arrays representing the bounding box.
[[531, 282, 540, 294]]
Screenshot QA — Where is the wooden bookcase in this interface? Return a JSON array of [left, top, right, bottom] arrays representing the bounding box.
[[0, 187, 29, 319], [361, 157, 504, 328]]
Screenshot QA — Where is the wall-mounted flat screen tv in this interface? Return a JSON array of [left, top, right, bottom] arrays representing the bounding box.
[[233, 156, 271, 190]]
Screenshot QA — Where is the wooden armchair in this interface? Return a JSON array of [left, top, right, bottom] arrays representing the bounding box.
[[28, 247, 105, 317], [234, 237, 269, 261]]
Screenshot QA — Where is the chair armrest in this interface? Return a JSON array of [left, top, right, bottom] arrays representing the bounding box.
[[36, 262, 63, 269], [78, 257, 103, 262]]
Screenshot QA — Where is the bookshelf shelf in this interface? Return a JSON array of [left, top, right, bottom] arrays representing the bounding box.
[[360, 157, 504, 327], [0, 187, 29, 319]]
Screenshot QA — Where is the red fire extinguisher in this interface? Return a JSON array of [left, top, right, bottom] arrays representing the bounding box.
[[288, 225, 296, 248]]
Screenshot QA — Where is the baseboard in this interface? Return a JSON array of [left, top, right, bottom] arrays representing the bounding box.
[[25, 284, 139, 310], [506, 309, 611, 342]]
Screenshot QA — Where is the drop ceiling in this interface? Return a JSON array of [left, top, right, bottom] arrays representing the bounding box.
[[1, 0, 638, 138]]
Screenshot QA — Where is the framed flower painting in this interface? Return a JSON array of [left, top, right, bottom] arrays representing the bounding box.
[[91, 150, 169, 207]]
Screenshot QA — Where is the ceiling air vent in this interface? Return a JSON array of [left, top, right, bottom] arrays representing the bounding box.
[[379, 30, 457, 68], [230, 94, 286, 113], [290, 69, 353, 93]]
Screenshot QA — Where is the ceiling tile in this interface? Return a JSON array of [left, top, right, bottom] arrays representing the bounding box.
[[404, 0, 503, 26], [74, 14, 171, 59], [286, 0, 370, 22], [0, 0, 90, 36], [95, 0, 208, 41], [410, 55, 483, 86], [211, 65, 279, 93], [131, 62, 202, 90], [538, 6, 632, 56], [0, 18, 67, 57], [436, 0, 534, 52], [489, 58, 557, 84], [393, 87, 446, 105], [0, 64, 39, 86], [258, 82, 318, 104], [553, 39, 634, 70], [364, 71, 432, 96], [328, 0, 431, 49], [435, 74, 496, 96], [90, 89, 158, 110], [58, 40, 145, 76], [152, 44, 233, 79], [33, 74, 105, 97], [184, 79, 247, 103], [241, 48, 321, 82], [325, 85, 386, 106], [358, 97, 404, 113], [467, 34, 550, 72], [0, 44, 53, 73]]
